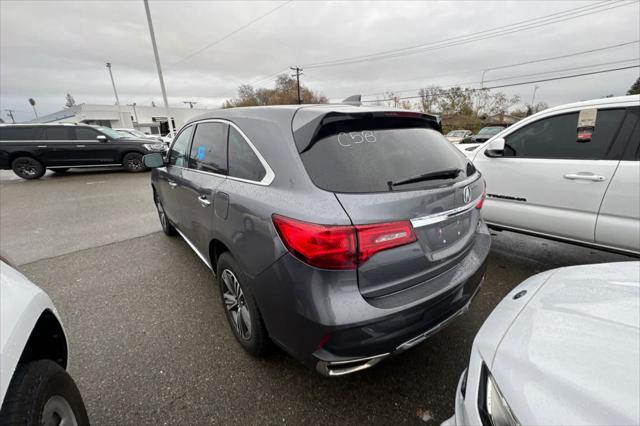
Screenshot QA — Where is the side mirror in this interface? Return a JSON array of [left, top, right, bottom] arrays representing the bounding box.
[[143, 152, 165, 168], [96, 135, 108, 143], [485, 137, 505, 157]]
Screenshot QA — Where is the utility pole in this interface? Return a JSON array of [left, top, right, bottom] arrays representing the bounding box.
[[290, 66, 303, 104], [106, 62, 126, 126], [5, 109, 16, 123], [183, 101, 198, 109], [144, 0, 175, 137], [531, 85, 540, 107]]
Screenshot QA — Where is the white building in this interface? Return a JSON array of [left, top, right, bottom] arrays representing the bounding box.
[[31, 103, 215, 135]]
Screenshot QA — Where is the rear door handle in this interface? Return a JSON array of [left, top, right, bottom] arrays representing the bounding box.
[[563, 173, 606, 182], [198, 195, 211, 207], [76, 145, 86, 148], [168, 180, 178, 188]]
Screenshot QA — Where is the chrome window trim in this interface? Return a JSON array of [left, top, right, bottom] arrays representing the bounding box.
[[410, 195, 482, 228], [171, 119, 274, 186]]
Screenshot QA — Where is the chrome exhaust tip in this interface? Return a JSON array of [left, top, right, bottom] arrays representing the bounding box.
[[316, 353, 390, 377]]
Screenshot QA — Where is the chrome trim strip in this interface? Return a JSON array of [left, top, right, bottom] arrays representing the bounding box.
[[410, 195, 482, 228], [47, 164, 122, 168], [175, 228, 213, 271], [396, 275, 484, 352], [316, 353, 390, 377], [168, 119, 275, 186]]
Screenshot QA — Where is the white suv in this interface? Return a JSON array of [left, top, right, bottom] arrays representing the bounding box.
[[469, 95, 639, 256]]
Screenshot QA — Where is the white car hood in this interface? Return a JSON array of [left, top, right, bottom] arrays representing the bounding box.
[[492, 262, 640, 425]]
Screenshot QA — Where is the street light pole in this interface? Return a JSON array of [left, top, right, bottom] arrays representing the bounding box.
[[143, 0, 174, 137], [105, 62, 126, 126]]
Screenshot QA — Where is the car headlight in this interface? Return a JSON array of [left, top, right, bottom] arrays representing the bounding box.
[[143, 143, 167, 152], [479, 365, 520, 426]]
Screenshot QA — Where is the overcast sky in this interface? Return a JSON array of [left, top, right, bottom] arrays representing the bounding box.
[[1, 0, 639, 122]]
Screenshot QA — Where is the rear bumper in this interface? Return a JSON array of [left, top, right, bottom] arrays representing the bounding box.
[[251, 222, 491, 374]]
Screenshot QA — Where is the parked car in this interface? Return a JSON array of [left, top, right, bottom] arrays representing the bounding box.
[[144, 106, 491, 375], [159, 132, 176, 144], [446, 130, 472, 144], [469, 95, 639, 256], [0, 256, 89, 425], [0, 123, 167, 179], [114, 127, 163, 142], [443, 261, 640, 426], [461, 126, 506, 144]]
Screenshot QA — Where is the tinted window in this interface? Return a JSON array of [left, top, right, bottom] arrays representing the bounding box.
[[504, 109, 626, 160], [189, 122, 228, 174], [298, 117, 469, 193], [44, 127, 72, 140], [0, 127, 44, 140], [228, 126, 265, 182], [169, 126, 194, 167], [74, 127, 101, 140]]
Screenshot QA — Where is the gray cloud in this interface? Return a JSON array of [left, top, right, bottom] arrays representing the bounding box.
[[1, 0, 638, 123]]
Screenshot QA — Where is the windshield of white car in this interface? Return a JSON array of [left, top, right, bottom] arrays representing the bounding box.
[[97, 127, 125, 139]]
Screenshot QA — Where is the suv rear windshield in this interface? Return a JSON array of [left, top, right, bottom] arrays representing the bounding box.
[[294, 115, 470, 193]]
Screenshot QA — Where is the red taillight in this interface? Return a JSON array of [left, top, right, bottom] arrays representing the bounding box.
[[356, 221, 417, 263], [272, 215, 416, 270], [272, 215, 357, 269]]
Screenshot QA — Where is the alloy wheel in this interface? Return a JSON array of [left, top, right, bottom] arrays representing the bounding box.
[[41, 395, 78, 426], [15, 160, 37, 177], [127, 156, 144, 171], [221, 269, 252, 340]]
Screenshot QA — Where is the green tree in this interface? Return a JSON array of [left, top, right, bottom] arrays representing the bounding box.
[[627, 76, 640, 95]]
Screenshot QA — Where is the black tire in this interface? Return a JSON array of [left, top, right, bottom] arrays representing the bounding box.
[[11, 157, 45, 180], [122, 152, 146, 172], [0, 360, 89, 426], [217, 252, 269, 356], [154, 192, 177, 236], [48, 168, 69, 174]]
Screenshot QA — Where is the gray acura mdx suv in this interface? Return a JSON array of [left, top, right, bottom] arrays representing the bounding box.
[[144, 105, 490, 376]]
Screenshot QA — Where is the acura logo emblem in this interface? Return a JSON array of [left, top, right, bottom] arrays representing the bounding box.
[[463, 186, 471, 204]]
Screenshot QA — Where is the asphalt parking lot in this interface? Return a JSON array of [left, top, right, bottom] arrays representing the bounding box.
[[0, 169, 634, 425]]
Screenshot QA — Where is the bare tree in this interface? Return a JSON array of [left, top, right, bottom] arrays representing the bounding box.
[[64, 93, 76, 108]]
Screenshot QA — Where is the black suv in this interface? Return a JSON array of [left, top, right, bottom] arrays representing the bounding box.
[[0, 123, 167, 179]]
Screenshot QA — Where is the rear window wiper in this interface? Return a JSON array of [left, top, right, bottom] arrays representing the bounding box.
[[389, 168, 462, 188]]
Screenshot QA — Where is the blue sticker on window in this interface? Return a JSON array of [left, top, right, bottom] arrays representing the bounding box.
[[196, 146, 206, 161]]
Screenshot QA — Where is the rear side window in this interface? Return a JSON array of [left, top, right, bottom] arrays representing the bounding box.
[[296, 117, 468, 193], [228, 126, 266, 182], [73, 127, 100, 140], [189, 122, 228, 174], [0, 127, 44, 140], [504, 109, 626, 160], [44, 127, 72, 140]]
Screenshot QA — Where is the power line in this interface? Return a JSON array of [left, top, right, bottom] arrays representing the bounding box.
[[126, 0, 293, 104], [167, 0, 293, 70], [303, 1, 636, 69], [357, 45, 640, 98], [360, 65, 640, 103]]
